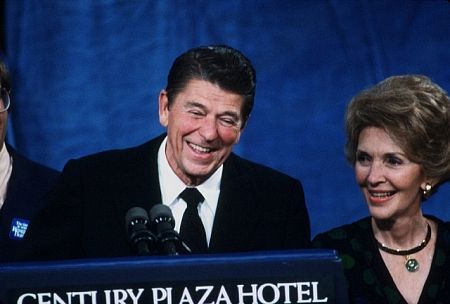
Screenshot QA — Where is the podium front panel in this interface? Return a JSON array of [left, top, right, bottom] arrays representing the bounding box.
[[0, 249, 348, 304]]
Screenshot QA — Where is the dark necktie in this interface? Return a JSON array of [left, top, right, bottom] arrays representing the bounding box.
[[179, 187, 208, 253]]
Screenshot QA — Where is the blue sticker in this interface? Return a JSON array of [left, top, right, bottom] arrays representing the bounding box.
[[9, 218, 30, 240]]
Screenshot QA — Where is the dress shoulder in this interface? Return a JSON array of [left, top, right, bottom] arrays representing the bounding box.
[[312, 217, 372, 251]]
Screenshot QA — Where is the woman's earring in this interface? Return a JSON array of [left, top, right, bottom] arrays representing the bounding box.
[[422, 183, 432, 198]]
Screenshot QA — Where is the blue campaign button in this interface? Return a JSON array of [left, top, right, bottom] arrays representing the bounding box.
[[9, 218, 30, 240]]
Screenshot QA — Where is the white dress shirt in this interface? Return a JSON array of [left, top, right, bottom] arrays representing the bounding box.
[[157, 137, 221, 245], [0, 144, 13, 209]]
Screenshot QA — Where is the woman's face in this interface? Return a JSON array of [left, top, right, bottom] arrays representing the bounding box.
[[355, 127, 428, 221]]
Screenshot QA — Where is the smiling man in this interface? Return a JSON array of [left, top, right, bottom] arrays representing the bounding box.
[[23, 45, 311, 261]]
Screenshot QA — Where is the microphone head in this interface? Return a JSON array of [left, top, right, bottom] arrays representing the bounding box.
[[149, 204, 187, 255], [125, 207, 155, 255], [149, 204, 176, 232], [125, 207, 150, 234]]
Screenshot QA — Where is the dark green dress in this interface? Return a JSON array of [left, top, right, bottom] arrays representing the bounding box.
[[312, 216, 450, 304]]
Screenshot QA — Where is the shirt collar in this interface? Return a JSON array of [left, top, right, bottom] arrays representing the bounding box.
[[157, 137, 222, 208]]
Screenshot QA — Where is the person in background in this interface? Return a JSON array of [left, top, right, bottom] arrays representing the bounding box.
[[0, 61, 59, 262], [313, 75, 450, 303], [23, 44, 310, 261]]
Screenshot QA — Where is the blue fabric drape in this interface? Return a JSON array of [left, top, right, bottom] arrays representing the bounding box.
[[5, 0, 450, 237]]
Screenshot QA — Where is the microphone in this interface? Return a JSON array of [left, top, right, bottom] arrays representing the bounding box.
[[149, 204, 189, 255], [125, 207, 156, 256]]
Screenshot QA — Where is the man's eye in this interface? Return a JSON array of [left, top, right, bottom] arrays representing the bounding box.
[[188, 110, 203, 116], [220, 118, 239, 127]]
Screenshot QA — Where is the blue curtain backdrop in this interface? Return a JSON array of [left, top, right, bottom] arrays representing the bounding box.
[[5, 0, 450, 237]]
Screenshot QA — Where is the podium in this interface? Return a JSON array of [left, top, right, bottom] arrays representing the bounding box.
[[0, 249, 348, 304]]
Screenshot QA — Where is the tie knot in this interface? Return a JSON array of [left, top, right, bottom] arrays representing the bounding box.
[[179, 187, 204, 209]]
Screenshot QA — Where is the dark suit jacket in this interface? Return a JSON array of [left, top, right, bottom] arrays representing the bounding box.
[[24, 134, 310, 261], [0, 145, 59, 262]]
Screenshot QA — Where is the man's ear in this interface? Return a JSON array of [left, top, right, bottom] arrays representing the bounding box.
[[159, 90, 169, 127], [234, 114, 250, 144], [241, 114, 250, 130]]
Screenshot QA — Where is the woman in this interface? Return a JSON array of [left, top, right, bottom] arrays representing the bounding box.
[[313, 75, 450, 303]]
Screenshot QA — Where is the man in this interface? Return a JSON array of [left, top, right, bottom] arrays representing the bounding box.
[[24, 45, 310, 261], [0, 61, 59, 262]]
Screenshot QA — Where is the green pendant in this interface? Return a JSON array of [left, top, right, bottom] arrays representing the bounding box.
[[405, 258, 419, 272]]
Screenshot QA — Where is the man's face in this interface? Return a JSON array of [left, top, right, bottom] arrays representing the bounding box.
[[159, 79, 244, 186]]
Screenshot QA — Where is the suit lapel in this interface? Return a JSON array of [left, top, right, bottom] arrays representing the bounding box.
[[137, 138, 164, 208], [3, 149, 33, 217], [113, 135, 165, 218], [2, 147, 57, 220], [209, 154, 255, 252]]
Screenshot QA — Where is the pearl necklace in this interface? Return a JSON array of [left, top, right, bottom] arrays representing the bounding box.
[[375, 223, 431, 272]]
